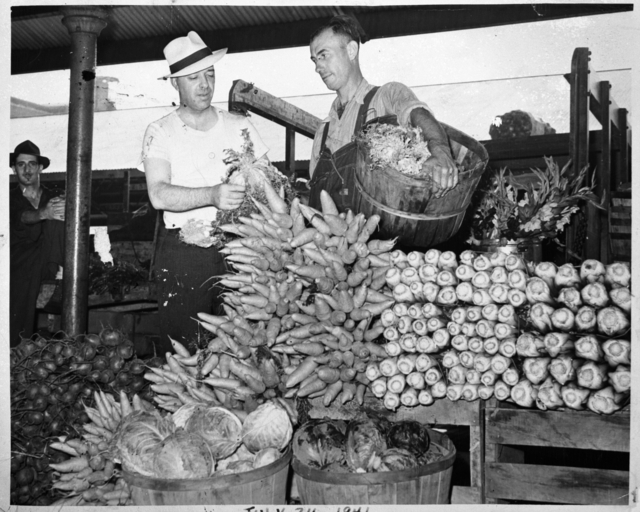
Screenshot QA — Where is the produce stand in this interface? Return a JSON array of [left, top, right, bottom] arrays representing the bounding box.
[[10, 33, 633, 506], [484, 399, 630, 505]]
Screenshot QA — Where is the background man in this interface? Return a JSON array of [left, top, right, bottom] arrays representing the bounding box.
[[140, 31, 269, 355], [308, 15, 458, 212], [10, 140, 65, 346]]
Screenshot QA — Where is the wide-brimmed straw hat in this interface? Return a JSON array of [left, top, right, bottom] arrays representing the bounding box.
[[160, 31, 227, 79], [10, 140, 50, 169]]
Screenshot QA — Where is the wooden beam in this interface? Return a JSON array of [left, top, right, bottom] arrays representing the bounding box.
[[228, 79, 321, 138]]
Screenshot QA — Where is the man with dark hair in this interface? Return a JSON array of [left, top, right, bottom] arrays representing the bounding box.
[[140, 32, 269, 355], [9, 140, 66, 346], [308, 15, 457, 212]]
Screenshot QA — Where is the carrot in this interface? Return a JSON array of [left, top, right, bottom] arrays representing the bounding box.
[[340, 382, 358, 404], [317, 366, 341, 384], [356, 214, 381, 243], [202, 377, 242, 390], [341, 350, 355, 367], [285, 357, 319, 388], [50, 455, 89, 473], [297, 376, 327, 398], [53, 478, 91, 492], [228, 358, 263, 384], [49, 442, 80, 458], [319, 189, 340, 216], [294, 342, 326, 356], [322, 380, 344, 406], [101, 488, 131, 503], [340, 366, 357, 382], [323, 213, 349, 236]]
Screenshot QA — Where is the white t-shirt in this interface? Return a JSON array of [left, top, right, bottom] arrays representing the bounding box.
[[140, 107, 268, 229]]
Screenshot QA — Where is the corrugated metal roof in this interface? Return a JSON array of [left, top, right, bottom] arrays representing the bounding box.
[[12, 5, 381, 50], [12, 4, 632, 74]]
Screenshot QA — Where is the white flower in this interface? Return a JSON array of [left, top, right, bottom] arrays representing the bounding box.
[[538, 204, 555, 222], [556, 216, 571, 231], [492, 116, 503, 127], [523, 218, 542, 232]]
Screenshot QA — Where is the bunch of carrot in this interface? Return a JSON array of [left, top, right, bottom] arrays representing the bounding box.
[[48, 390, 151, 506], [151, 184, 395, 411], [508, 259, 631, 414]]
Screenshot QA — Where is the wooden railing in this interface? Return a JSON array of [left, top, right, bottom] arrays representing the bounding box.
[[566, 47, 632, 263]]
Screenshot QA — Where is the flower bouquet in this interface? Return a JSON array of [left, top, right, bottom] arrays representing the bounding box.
[[467, 157, 602, 246]]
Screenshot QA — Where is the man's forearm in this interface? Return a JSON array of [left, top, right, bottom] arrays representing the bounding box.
[[21, 208, 46, 224], [148, 182, 216, 212], [410, 108, 452, 156]]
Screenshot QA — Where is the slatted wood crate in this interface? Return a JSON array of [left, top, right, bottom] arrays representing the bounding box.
[[484, 400, 630, 505], [610, 189, 631, 262]]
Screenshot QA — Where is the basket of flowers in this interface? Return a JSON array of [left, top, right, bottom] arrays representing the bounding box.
[[467, 157, 603, 261]]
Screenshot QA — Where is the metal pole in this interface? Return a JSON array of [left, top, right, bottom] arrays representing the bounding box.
[[60, 7, 108, 336]]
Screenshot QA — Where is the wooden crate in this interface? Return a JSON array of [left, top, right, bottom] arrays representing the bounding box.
[[610, 190, 631, 262], [484, 401, 630, 505], [307, 396, 484, 504]]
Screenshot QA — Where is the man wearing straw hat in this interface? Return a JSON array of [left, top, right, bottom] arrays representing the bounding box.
[[9, 140, 66, 346], [307, 15, 458, 212], [140, 31, 269, 355]]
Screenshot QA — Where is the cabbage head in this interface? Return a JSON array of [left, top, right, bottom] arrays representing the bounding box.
[[253, 447, 282, 469], [184, 406, 243, 459], [378, 448, 419, 472], [111, 410, 174, 476], [172, 403, 206, 429], [386, 420, 431, 459], [217, 444, 254, 473], [217, 459, 255, 476], [153, 429, 215, 479], [345, 420, 387, 473], [293, 419, 347, 469], [241, 401, 293, 453]]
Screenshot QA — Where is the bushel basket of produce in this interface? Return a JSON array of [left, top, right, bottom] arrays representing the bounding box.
[[122, 447, 291, 506], [354, 116, 489, 249], [292, 427, 456, 504]]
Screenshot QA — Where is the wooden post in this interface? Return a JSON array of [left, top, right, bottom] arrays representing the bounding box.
[[122, 169, 131, 213], [60, 6, 109, 336], [617, 109, 630, 186], [597, 81, 612, 263], [285, 127, 296, 177], [567, 48, 592, 262]]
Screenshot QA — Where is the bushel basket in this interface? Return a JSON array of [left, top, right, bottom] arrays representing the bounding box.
[[292, 428, 456, 504], [122, 447, 291, 505], [353, 117, 489, 249]]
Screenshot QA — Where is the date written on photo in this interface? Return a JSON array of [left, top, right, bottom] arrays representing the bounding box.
[[244, 508, 369, 512]]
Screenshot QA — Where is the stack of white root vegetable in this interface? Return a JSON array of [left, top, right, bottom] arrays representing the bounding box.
[[366, 249, 631, 414], [49, 390, 152, 506], [148, 184, 396, 412]]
